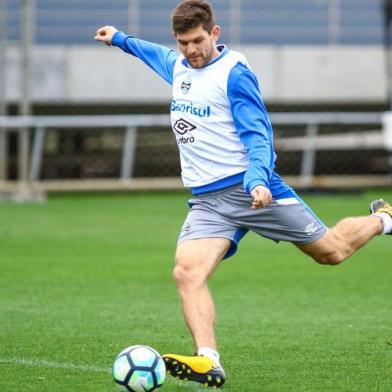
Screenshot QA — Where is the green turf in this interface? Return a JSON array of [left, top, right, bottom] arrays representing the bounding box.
[[0, 190, 391, 391]]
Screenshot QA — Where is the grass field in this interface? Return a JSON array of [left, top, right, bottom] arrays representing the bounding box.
[[0, 190, 391, 391]]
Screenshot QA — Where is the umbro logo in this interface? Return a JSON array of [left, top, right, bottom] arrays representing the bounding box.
[[305, 221, 317, 235], [173, 118, 196, 135], [182, 222, 191, 232]]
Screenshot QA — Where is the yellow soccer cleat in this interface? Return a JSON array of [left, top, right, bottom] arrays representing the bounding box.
[[163, 353, 226, 388], [370, 199, 392, 235]]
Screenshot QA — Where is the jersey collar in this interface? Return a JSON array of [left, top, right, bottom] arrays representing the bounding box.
[[181, 45, 228, 68]]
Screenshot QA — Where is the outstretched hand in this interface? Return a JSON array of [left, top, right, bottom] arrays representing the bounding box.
[[250, 185, 272, 209], [94, 26, 118, 46]]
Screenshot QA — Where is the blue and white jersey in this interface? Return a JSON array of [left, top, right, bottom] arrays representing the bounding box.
[[172, 49, 252, 189], [112, 32, 290, 198]]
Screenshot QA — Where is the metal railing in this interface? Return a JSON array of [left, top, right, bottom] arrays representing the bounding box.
[[0, 112, 390, 195], [3, 0, 385, 45]]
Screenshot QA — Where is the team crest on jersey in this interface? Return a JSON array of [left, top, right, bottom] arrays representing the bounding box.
[[181, 75, 192, 94]]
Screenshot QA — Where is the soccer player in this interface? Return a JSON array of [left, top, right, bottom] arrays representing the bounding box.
[[95, 0, 392, 388]]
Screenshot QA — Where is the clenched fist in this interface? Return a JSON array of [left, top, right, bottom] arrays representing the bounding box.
[[94, 25, 118, 46], [250, 185, 272, 209]]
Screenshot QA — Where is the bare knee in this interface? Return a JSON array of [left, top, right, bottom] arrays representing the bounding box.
[[173, 238, 229, 290], [312, 250, 346, 265], [172, 255, 205, 289], [172, 263, 193, 287]]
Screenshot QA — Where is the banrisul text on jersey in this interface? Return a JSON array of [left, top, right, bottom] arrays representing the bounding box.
[[171, 100, 211, 118]]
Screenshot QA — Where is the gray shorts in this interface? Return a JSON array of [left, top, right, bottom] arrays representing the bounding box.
[[178, 184, 327, 259]]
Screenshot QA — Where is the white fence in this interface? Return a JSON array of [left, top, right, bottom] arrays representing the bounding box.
[[0, 112, 391, 198]]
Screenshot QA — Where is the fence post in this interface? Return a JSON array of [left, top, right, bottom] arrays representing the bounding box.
[[30, 126, 45, 182], [328, 0, 341, 44], [0, 129, 6, 180], [300, 123, 318, 188], [0, 0, 7, 180], [121, 126, 138, 180], [382, 112, 392, 174], [229, 0, 241, 45], [18, 0, 35, 196], [128, 0, 140, 36]]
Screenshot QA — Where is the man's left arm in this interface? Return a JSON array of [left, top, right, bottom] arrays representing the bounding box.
[[227, 63, 275, 207]]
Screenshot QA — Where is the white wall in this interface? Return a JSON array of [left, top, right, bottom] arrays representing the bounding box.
[[4, 45, 387, 103]]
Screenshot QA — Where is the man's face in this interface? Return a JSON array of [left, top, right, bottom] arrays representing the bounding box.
[[175, 24, 220, 69]]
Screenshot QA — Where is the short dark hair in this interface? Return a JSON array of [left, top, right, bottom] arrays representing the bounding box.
[[171, 0, 216, 34]]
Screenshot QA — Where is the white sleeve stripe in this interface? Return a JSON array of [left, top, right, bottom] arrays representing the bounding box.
[[275, 198, 300, 205]]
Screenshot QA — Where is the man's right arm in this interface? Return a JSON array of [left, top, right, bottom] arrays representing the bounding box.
[[95, 26, 177, 85]]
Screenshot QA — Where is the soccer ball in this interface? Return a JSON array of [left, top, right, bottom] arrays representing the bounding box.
[[112, 345, 166, 392]]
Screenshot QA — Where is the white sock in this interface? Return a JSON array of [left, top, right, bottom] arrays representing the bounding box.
[[374, 212, 392, 234], [197, 347, 221, 365]]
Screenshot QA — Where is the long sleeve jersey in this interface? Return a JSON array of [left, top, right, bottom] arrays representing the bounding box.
[[112, 32, 285, 196]]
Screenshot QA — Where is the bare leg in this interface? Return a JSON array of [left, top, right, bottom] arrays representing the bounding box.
[[173, 238, 231, 350], [297, 215, 383, 265]]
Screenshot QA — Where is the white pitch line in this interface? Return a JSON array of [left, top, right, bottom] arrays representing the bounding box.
[[0, 357, 111, 373]]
